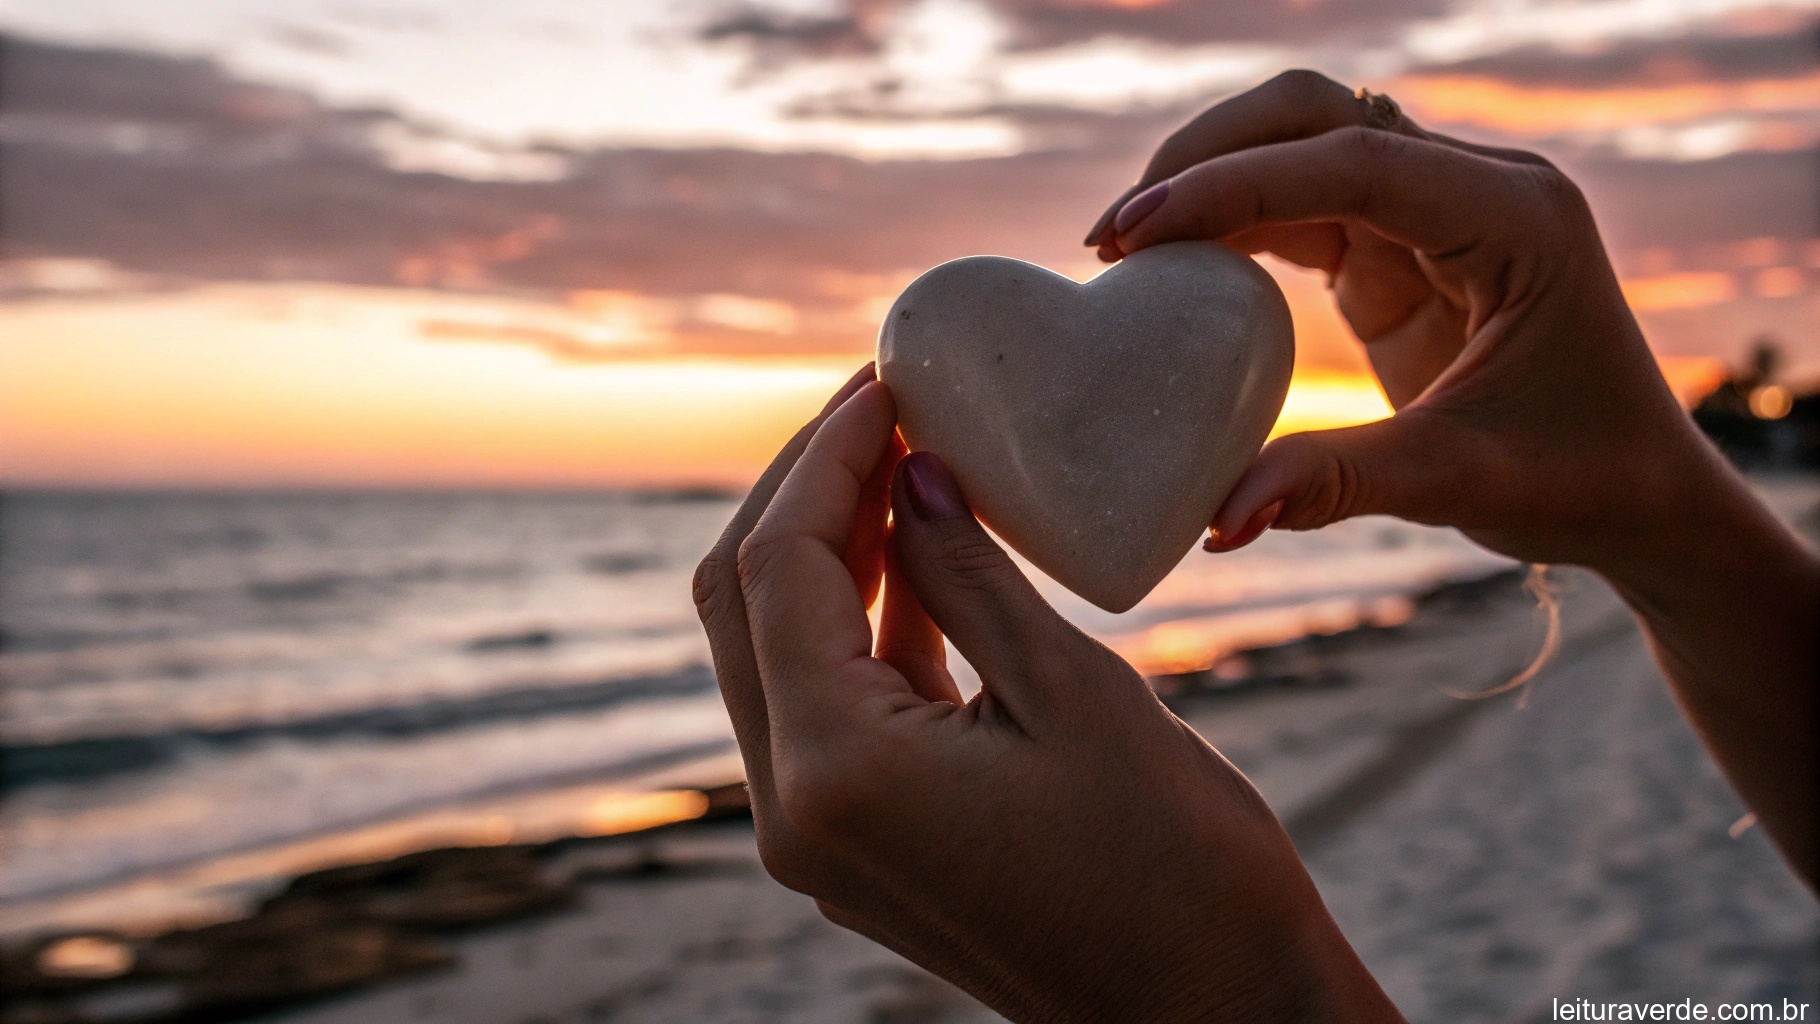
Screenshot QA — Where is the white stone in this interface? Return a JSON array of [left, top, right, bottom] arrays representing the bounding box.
[[878, 241, 1294, 612]]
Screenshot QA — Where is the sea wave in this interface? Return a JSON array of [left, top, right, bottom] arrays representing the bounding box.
[[0, 664, 716, 788]]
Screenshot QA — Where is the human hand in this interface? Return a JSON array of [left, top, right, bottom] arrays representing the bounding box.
[[1084, 70, 1720, 577], [1086, 71, 1818, 884], [693, 364, 1403, 1023]]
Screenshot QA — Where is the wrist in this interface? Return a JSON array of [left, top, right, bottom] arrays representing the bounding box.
[[1130, 899, 1403, 1024], [1589, 438, 1817, 618], [1578, 432, 1819, 885], [1278, 914, 1405, 1024]]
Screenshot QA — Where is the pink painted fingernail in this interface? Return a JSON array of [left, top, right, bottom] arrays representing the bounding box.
[[1113, 179, 1170, 234], [902, 452, 969, 522]]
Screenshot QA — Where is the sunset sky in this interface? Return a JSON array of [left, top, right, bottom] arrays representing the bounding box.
[[1, 0, 1815, 487]]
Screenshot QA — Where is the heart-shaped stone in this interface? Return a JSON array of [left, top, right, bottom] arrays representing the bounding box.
[[878, 241, 1294, 613]]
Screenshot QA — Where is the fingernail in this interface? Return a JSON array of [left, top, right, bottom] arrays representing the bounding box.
[[1113, 179, 1170, 235], [1083, 183, 1143, 246], [902, 451, 969, 521], [821, 361, 876, 414], [1204, 499, 1282, 553]]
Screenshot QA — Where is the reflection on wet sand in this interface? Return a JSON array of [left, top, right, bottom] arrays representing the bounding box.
[[1111, 594, 1417, 677], [0, 757, 742, 942]]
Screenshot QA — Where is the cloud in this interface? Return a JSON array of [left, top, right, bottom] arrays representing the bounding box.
[[695, 4, 1816, 171], [266, 23, 354, 58], [1419, 20, 1819, 88], [1391, 71, 1820, 147], [2, 34, 1812, 367], [0, 37, 1138, 302], [696, 3, 886, 66], [698, 0, 1452, 60], [983, 0, 1453, 49], [1576, 150, 1819, 254], [1380, 21, 1820, 163]]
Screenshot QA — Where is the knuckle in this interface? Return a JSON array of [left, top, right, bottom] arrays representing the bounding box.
[[734, 529, 788, 590], [1508, 164, 1596, 252], [1276, 435, 1365, 527], [1530, 164, 1591, 223], [1535, 164, 1588, 210], [753, 831, 819, 895], [871, 638, 933, 667], [1314, 451, 1363, 525], [931, 526, 1017, 590], [1505, 146, 1557, 171], [691, 550, 734, 620], [1337, 123, 1401, 161], [1152, 132, 1193, 172], [778, 758, 888, 841], [1064, 632, 1146, 693], [1269, 68, 1339, 99]]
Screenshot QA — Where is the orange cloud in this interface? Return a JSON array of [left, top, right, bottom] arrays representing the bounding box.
[[1393, 72, 1820, 136], [1751, 266, 1806, 299], [1621, 271, 1738, 311], [1656, 355, 1728, 408]]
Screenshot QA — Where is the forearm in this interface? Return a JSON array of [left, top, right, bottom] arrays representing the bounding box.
[[1596, 442, 1820, 885]]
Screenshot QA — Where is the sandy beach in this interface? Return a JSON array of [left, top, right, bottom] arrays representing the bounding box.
[[7, 485, 1817, 1024], [264, 568, 1811, 1024]]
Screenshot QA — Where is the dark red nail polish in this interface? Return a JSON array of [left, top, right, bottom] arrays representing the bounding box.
[[903, 451, 969, 521], [1205, 499, 1282, 553], [1113, 179, 1170, 235]]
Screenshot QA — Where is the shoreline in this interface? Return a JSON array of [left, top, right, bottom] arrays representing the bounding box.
[[1, 566, 1541, 1023], [0, 565, 1525, 941]]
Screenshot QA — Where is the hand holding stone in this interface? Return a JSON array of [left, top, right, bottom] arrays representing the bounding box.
[[694, 370, 1403, 1024], [1091, 69, 1820, 882]]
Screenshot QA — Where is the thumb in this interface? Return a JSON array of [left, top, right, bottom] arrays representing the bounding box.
[[1209, 411, 1471, 550], [889, 452, 1121, 723]]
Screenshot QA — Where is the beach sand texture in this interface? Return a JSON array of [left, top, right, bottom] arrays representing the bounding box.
[[260, 562, 1818, 1022]]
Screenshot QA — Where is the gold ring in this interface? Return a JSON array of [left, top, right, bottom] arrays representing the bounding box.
[[1355, 87, 1401, 130]]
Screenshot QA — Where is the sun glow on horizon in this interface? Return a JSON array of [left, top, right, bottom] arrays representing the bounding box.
[[0, 273, 1737, 491], [0, 284, 857, 489]]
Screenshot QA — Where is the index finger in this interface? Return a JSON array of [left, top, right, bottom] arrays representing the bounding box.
[[739, 382, 914, 723], [1085, 70, 1556, 250], [695, 361, 875, 792], [1144, 71, 1371, 183], [1115, 127, 1534, 264], [1085, 71, 1407, 247]]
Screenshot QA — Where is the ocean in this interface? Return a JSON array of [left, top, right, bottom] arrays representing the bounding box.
[[0, 489, 1512, 931]]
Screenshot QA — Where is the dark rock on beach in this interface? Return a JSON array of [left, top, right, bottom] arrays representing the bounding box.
[[0, 845, 575, 1022], [263, 846, 575, 930], [2, 912, 451, 1024], [0, 788, 763, 1024]]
